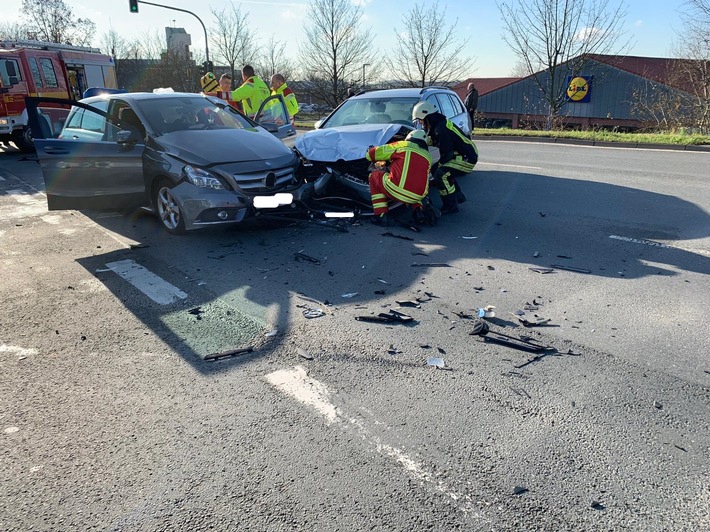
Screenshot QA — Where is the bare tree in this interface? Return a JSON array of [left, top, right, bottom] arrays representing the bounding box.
[[20, 0, 95, 47], [256, 36, 296, 82], [210, 2, 259, 81], [497, 0, 630, 129], [299, 0, 378, 107], [385, 1, 474, 87], [0, 21, 27, 41]]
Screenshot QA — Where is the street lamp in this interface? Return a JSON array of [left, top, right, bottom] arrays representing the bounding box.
[[362, 63, 370, 89]]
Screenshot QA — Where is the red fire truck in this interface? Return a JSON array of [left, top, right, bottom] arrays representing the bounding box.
[[0, 40, 117, 151]]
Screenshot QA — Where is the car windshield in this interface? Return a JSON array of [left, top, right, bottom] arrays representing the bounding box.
[[133, 95, 253, 135], [322, 97, 419, 128]]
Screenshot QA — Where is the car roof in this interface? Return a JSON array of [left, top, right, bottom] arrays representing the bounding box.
[[79, 91, 205, 105], [349, 87, 456, 100]]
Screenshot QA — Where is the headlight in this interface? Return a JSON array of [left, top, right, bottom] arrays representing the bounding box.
[[0, 118, 8, 125], [183, 165, 224, 190]]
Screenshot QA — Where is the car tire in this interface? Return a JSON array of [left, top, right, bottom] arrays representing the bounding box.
[[153, 179, 186, 234]]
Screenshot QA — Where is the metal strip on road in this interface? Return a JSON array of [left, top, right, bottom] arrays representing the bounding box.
[[106, 259, 188, 305]]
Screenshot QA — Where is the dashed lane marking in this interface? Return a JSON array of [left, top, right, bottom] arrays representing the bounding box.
[[265, 365, 488, 518], [609, 234, 710, 257], [105, 259, 188, 305]]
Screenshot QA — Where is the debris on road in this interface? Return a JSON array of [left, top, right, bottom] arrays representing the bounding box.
[[396, 300, 421, 308], [653, 401, 663, 410], [411, 263, 451, 267], [461, 236, 478, 239], [551, 264, 592, 274], [591, 501, 605, 511], [204, 346, 254, 361], [426, 357, 452, 370], [265, 329, 279, 337], [355, 309, 415, 324], [294, 252, 321, 264], [513, 486, 529, 495], [477, 305, 496, 318], [529, 267, 554, 274], [297, 347, 314, 360], [302, 307, 325, 319], [341, 292, 359, 298]]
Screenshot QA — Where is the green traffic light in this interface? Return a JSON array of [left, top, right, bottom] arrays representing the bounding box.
[[129, 0, 139, 13]]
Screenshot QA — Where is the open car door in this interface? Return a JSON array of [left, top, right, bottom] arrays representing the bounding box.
[[254, 95, 296, 140], [25, 97, 146, 211]]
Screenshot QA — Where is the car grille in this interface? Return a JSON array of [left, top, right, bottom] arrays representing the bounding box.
[[233, 167, 295, 194]]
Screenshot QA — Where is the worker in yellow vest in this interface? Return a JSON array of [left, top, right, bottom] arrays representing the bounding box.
[[269, 73, 299, 123], [230, 65, 270, 119]]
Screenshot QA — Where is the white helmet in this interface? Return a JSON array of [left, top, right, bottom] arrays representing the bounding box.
[[406, 129, 427, 142], [412, 100, 437, 121]]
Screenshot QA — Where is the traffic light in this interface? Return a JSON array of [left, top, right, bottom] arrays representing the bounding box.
[[129, 0, 139, 13], [201, 61, 214, 76]]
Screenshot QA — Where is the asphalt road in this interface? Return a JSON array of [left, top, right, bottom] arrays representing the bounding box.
[[1, 140, 708, 531]]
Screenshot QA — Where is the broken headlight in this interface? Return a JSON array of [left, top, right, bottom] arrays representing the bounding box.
[[183, 165, 224, 190]]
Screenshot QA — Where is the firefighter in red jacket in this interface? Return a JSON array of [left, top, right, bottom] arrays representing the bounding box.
[[412, 101, 478, 214], [366, 129, 432, 225]]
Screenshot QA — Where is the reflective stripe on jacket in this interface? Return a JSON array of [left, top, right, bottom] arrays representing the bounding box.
[[366, 140, 432, 201], [428, 113, 478, 173], [271, 83, 299, 117], [231, 75, 270, 117]]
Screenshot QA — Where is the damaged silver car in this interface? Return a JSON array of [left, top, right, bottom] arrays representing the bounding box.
[[293, 87, 470, 210]]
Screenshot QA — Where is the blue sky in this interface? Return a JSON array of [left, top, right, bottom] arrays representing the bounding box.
[[3, 0, 689, 77]]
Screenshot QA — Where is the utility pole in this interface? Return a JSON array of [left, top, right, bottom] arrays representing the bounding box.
[[129, 0, 209, 64]]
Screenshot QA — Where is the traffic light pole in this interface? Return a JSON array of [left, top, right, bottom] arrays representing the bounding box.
[[133, 0, 209, 63]]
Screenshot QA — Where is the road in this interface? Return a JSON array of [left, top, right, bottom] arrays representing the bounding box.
[[1, 140, 708, 531]]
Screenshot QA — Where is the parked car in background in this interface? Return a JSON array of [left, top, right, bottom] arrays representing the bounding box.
[[26, 91, 306, 234], [293, 87, 471, 206]]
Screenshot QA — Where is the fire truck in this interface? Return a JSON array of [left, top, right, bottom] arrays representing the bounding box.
[[0, 40, 117, 151]]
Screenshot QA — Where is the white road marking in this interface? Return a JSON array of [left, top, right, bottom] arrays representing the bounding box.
[[105, 259, 188, 305], [476, 162, 543, 170], [265, 366, 485, 517], [0, 344, 38, 357], [609, 234, 710, 257]]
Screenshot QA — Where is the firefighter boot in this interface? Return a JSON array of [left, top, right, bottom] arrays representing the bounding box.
[[371, 213, 391, 226], [454, 181, 467, 204], [440, 194, 459, 215]]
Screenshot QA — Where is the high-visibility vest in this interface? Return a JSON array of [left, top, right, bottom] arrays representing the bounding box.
[[271, 83, 299, 117], [231, 75, 270, 117]]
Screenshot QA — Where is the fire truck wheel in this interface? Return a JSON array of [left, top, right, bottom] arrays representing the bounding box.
[[13, 127, 35, 153]]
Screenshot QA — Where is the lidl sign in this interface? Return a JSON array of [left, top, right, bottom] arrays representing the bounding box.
[[566, 76, 591, 102]]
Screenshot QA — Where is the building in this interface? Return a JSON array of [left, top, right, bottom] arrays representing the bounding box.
[[165, 27, 191, 60], [454, 55, 709, 131]]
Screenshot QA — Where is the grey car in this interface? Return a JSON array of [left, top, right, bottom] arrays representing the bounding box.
[[26, 91, 305, 234]]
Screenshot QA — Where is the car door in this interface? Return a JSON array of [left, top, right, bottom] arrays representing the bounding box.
[[25, 97, 146, 211], [427, 93, 471, 135], [254, 94, 296, 139]]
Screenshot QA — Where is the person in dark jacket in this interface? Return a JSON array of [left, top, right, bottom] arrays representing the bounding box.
[[464, 82, 478, 132], [412, 100, 478, 214]]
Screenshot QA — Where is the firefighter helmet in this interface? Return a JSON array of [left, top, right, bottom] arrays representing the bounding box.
[[412, 100, 437, 121], [406, 129, 427, 142]]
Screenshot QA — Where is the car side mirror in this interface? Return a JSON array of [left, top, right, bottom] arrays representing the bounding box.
[[117, 129, 141, 144]]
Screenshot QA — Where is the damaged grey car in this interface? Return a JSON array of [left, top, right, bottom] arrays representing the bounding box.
[[25, 91, 311, 234]]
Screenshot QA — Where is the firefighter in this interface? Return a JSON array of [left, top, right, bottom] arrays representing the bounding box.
[[366, 129, 432, 225], [412, 101, 478, 214], [269, 73, 299, 121], [230, 65, 270, 119]]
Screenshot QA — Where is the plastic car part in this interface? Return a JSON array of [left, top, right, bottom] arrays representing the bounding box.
[[154, 178, 186, 234]]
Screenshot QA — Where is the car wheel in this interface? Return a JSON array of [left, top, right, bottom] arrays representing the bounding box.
[[154, 179, 186, 234], [12, 126, 35, 153]]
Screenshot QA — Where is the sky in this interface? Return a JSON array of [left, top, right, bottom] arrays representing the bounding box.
[[2, 0, 691, 78]]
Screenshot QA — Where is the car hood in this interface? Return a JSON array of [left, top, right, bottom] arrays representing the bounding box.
[[294, 124, 411, 162], [156, 128, 293, 166]]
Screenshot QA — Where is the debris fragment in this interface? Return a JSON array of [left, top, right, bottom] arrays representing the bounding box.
[[426, 357, 445, 368], [294, 252, 321, 264], [302, 308, 325, 319], [557, 255, 572, 259], [341, 292, 359, 298], [653, 401, 663, 410], [674, 444, 688, 452], [204, 346, 254, 361], [551, 264, 591, 274], [513, 486, 528, 495], [265, 329, 279, 337], [533, 251, 540, 257], [437, 347, 446, 354], [411, 263, 451, 267], [453, 310, 475, 319], [377, 278, 390, 284], [374, 290, 386, 295], [297, 348, 313, 360], [487, 265, 495, 270], [591, 501, 605, 511], [355, 309, 414, 324], [395, 300, 421, 308], [529, 267, 554, 274], [477, 305, 496, 318], [461, 236, 477, 239]]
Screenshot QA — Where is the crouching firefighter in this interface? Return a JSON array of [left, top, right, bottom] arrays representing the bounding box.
[[412, 101, 478, 214], [366, 130, 433, 226]]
